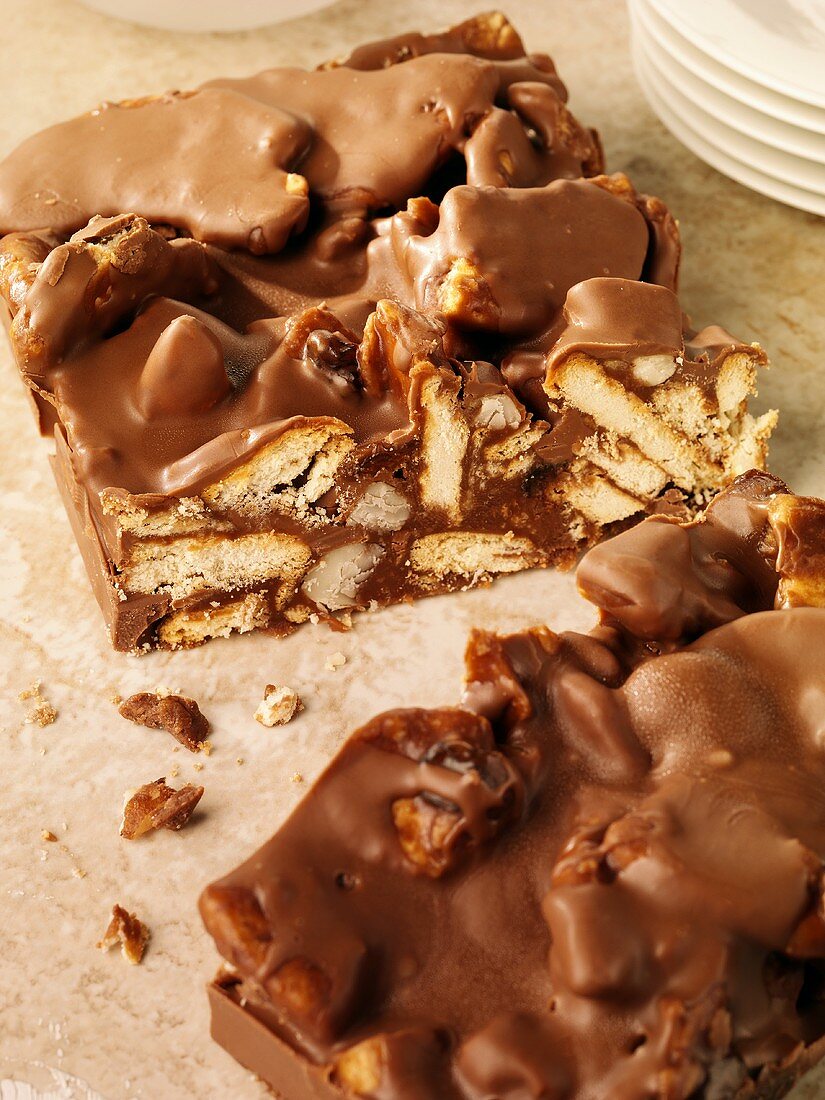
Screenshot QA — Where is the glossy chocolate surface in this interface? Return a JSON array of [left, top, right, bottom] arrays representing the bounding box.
[[201, 472, 825, 1099]]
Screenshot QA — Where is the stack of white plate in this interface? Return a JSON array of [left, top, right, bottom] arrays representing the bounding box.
[[628, 0, 825, 216]]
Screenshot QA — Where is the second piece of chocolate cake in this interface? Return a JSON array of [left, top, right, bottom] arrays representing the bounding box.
[[0, 13, 775, 650], [201, 472, 825, 1099]]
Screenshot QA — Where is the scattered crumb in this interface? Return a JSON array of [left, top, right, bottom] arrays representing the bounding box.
[[201, 739, 213, 757], [254, 684, 302, 728], [236, 757, 244, 766], [291, 772, 304, 784], [110, 693, 122, 706], [120, 777, 204, 839], [97, 904, 150, 965], [309, 613, 321, 625], [118, 692, 209, 752], [193, 762, 204, 772], [168, 763, 180, 778], [20, 681, 57, 726], [41, 829, 58, 843], [325, 652, 346, 672], [72, 867, 87, 879]]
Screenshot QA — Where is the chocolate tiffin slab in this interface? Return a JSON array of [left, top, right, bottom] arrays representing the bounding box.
[[0, 13, 775, 650], [201, 472, 825, 1100]]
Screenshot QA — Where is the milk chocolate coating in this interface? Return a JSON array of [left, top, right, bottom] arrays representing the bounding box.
[[0, 14, 763, 655], [201, 472, 825, 1099], [0, 13, 675, 506]]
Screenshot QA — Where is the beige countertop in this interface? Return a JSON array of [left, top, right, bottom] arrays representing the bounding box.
[[0, 1, 823, 1097]]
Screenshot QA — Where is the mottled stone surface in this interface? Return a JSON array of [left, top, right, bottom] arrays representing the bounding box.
[[0, 1, 822, 1097]]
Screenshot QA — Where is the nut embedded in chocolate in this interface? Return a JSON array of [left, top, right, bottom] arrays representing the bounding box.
[[118, 691, 210, 752]]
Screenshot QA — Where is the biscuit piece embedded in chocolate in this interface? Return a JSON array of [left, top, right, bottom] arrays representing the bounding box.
[[201, 474, 825, 1099], [0, 15, 775, 651]]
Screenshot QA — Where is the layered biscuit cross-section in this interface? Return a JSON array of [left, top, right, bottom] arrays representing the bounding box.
[[0, 13, 775, 649], [201, 472, 825, 1100]]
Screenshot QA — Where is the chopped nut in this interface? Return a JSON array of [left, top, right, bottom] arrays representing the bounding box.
[[359, 708, 522, 877], [325, 652, 347, 672], [302, 542, 384, 612], [347, 483, 412, 531], [254, 684, 302, 728], [19, 680, 57, 726], [120, 777, 204, 840], [632, 354, 677, 386], [118, 691, 209, 752], [97, 904, 150, 965], [41, 829, 58, 842]]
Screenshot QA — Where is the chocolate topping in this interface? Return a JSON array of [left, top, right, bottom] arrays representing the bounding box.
[[201, 472, 825, 1098], [0, 90, 312, 251], [0, 13, 774, 654]]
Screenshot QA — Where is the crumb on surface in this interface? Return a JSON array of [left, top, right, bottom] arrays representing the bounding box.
[[291, 772, 304, 784], [97, 904, 150, 965], [41, 829, 57, 842], [120, 778, 204, 840], [20, 680, 57, 726], [325, 652, 347, 672], [254, 684, 302, 728], [118, 691, 209, 752]]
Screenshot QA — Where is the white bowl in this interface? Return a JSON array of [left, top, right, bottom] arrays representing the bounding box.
[[632, 42, 825, 216], [631, 0, 825, 135], [78, 0, 335, 33]]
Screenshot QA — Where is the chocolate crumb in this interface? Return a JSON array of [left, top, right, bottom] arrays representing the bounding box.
[[97, 904, 149, 965], [254, 684, 302, 727], [120, 777, 204, 839], [119, 691, 209, 752], [20, 680, 57, 726]]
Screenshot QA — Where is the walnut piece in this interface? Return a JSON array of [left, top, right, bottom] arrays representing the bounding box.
[[254, 684, 302, 728], [97, 904, 150, 965], [118, 691, 209, 751], [120, 777, 204, 839]]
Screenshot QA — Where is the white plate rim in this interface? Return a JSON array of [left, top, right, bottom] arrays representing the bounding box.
[[636, 43, 825, 195], [630, 0, 825, 135], [647, 0, 825, 110], [632, 47, 825, 216], [632, 13, 825, 169]]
